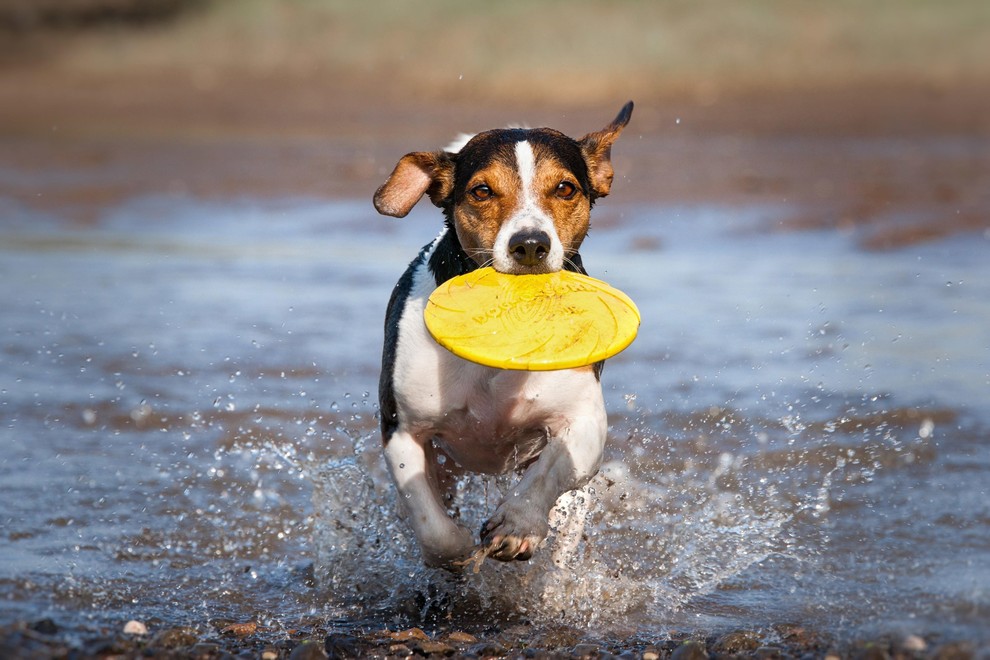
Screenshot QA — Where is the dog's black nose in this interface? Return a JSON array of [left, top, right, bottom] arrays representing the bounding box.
[[508, 230, 551, 267]]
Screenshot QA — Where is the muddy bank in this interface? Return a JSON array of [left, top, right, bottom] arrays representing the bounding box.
[[1, 69, 988, 248]]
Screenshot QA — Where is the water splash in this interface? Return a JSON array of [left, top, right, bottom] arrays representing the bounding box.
[[302, 417, 820, 632]]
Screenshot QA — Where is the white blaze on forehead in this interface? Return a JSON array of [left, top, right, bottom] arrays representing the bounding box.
[[514, 139, 538, 195], [490, 140, 565, 273]]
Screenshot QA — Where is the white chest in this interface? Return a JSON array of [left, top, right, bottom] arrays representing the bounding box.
[[390, 254, 604, 473]]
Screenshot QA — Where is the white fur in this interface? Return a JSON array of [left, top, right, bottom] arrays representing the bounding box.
[[445, 124, 528, 154], [491, 141, 566, 274], [387, 229, 606, 565], [444, 133, 475, 154]]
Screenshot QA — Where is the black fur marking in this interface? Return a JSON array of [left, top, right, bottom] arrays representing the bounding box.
[[379, 242, 430, 440], [427, 229, 478, 286]]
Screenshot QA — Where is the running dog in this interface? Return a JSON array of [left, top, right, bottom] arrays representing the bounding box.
[[374, 102, 633, 569]]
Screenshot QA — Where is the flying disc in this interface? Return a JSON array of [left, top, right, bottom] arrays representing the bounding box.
[[424, 267, 640, 371]]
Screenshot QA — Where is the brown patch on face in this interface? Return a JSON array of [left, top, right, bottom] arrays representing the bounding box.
[[528, 145, 592, 255], [449, 126, 604, 269], [452, 157, 523, 266]]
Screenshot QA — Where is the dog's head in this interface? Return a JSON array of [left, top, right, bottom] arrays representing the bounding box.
[[374, 102, 633, 275]]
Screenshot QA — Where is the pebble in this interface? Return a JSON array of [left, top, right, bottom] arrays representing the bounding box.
[[571, 642, 601, 658], [191, 642, 221, 655], [387, 627, 431, 642], [469, 641, 508, 656], [773, 623, 825, 648], [29, 619, 58, 636], [713, 630, 761, 654], [290, 639, 329, 659], [324, 633, 362, 659], [412, 639, 455, 655], [389, 643, 413, 657], [901, 634, 927, 652], [221, 621, 258, 637], [522, 649, 557, 659], [671, 640, 709, 660], [445, 630, 479, 645], [642, 652, 660, 660], [150, 627, 198, 649], [123, 620, 148, 636]]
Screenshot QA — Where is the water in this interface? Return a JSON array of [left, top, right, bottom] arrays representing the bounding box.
[[1, 194, 988, 646]]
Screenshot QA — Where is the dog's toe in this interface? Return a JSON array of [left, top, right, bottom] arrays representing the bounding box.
[[480, 499, 549, 562], [484, 533, 540, 561]]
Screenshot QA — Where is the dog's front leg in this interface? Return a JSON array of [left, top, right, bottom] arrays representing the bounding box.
[[481, 413, 607, 561], [384, 429, 475, 569]]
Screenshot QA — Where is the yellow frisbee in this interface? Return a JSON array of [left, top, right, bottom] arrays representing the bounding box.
[[424, 267, 640, 371]]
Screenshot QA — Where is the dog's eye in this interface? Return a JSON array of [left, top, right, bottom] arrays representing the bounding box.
[[469, 184, 494, 201], [555, 181, 577, 200]]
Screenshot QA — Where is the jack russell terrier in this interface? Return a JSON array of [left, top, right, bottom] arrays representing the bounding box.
[[373, 102, 633, 569]]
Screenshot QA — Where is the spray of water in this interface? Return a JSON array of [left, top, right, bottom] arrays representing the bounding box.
[[200, 386, 939, 638], [300, 423, 813, 632]]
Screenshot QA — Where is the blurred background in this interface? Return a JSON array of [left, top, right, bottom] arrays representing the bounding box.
[[1, 0, 988, 238], [3, 0, 989, 100]]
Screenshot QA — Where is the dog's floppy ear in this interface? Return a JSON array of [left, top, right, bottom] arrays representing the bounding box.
[[578, 101, 633, 199], [374, 151, 454, 217]]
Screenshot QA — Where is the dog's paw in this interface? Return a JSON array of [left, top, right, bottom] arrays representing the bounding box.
[[420, 523, 476, 571], [480, 499, 550, 562]]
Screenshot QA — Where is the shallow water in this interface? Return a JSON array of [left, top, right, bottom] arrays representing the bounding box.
[[1, 195, 988, 646]]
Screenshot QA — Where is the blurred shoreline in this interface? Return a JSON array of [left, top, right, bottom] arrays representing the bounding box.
[[2, 65, 987, 249], [1, 1, 988, 242]]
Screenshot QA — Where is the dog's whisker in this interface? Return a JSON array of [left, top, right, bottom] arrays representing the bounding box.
[[464, 248, 497, 270]]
